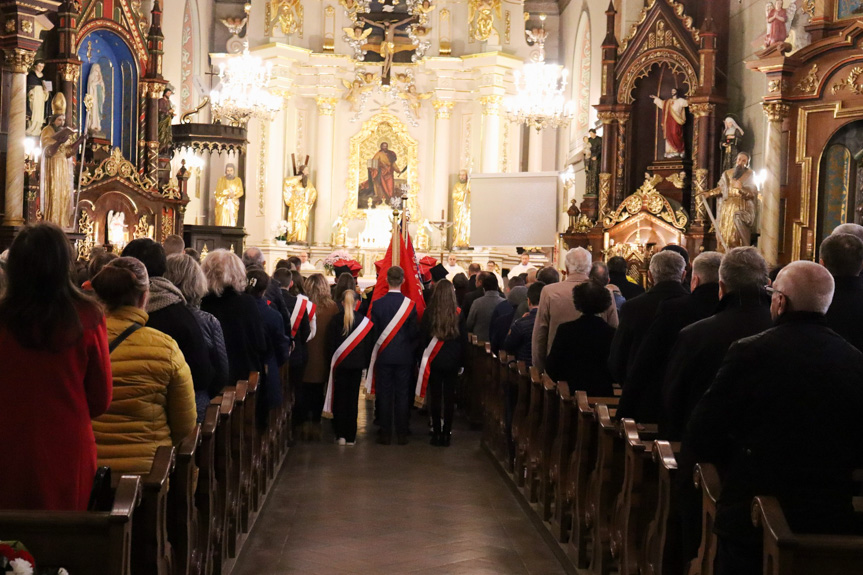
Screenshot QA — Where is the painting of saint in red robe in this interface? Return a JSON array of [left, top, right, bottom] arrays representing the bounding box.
[[358, 142, 406, 208]]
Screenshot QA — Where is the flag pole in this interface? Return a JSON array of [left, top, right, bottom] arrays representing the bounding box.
[[391, 205, 400, 268]]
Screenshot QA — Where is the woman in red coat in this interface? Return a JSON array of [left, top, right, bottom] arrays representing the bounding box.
[[0, 223, 113, 511]]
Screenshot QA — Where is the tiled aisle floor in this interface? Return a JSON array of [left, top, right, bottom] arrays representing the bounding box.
[[234, 400, 567, 575]]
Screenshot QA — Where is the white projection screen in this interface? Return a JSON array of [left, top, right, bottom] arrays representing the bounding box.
[[468, 172, 559, 247]]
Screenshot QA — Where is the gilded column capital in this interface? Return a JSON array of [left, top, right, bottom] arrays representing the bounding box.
[[762, 101, 791, 122], [612, 111, 630, 125], [433, 100, 455, 119], [689, 103, 715, 118], [4, 48, 35, 74], [597, 111, 616, 125], [140, 80, 165, 99], [315, 96, 338, 116], [479, 95, 503, 117], [58, 62, 81, 83]]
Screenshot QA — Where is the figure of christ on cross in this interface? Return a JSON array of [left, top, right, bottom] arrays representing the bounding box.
[[359, 15, 417, 84]]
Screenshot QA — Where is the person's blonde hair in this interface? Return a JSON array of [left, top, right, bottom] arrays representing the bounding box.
[[304, 273, 334, 308], [341, 289, 356, 336], [164, 253, 207, 307], [201, 249, 247, 296]]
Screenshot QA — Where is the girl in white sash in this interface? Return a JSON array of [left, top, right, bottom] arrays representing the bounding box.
[[419, 280, 467, 446], [325, 289, 373, 445]]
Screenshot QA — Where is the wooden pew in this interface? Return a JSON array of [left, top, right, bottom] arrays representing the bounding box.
[[480, 343, 497, 453], [242, 373, 262, 524], [469, 336, 484, 429], [523, 366, 545, 502], [610, 419, 656, 575], [687, 462, 722, 575], [551, 381, 575, 542], [641, 440, 680, 575], [193, 404, 219, 575], [130, 445, 175, 575], [224, 383, 246, 557], [752, 496, 863, 575], [0, 475, 141, 575], [586, 403, 624, 575], [490, 349, 509, 464], [567, 392, 619, 568], [210, 390, 236, 574], [512, 362, 533, 487], [537, 373, 561, 521], [503, 357, 521, 472], [169, 426, 200, 575]]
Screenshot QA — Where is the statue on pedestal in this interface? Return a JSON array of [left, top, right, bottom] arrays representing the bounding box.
[[650, 88, 689, 159], [283, 163, 317, 243], [720, 116, 745, 173], [584, 128, 601, 197], [451, 169, 471, 248], [157, 86, 175, 154], [41, 94, 85, 229], [26, 61, 51, 137], [698, 152, 758, 251], [214, 163, 244, 227], [85, 64, 106, 136], [566, 199, 580, 233]]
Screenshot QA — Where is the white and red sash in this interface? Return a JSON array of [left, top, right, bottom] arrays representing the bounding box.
[[289, 296, 307, 338], [296, 294, 317, 341], [414, 337, 444, 407], [322, 316, 373, 418], [365, 297, 415, 396]]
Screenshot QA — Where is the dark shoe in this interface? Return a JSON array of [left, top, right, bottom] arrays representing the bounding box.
[[442, 433, 451, 447], [397, 435, 409, 445], [377, 434, 392, 445]]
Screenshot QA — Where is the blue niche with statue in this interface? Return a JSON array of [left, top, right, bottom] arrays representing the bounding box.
[[77, 29, 138, 161]]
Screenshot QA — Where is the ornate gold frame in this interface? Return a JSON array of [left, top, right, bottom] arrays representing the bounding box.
[[339, 109, 422, 222], [617, 48, 698, 105]]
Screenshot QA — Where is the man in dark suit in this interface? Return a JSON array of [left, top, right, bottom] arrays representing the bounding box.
[[617, 251, 722, 424], [820, 232, 863, 352], [460, 271, 489, 321], [608, 250, 687, 384], [684, 261, 863, 575], [369, 266, 419, 445]]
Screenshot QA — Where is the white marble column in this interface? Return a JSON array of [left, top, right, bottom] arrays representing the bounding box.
[[760, 101, 790, 265], [527, 126, 543, 172], [4, 49, 35, 227], [432, 100, 454, 246], [313, 96, 337, 245], [480, 96, 502, 173]]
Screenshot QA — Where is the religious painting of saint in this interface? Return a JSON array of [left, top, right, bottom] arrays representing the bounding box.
[[358, 142, 407, 208], [837, 0, 863, 20]]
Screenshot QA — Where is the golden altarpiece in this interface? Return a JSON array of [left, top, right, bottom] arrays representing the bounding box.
[[562, 0, 729, 280], [0, 0, 189, 256]]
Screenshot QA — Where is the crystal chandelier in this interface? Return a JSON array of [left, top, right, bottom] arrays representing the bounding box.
[[506, 14, 575, 131], [210, 46, 282, 127]]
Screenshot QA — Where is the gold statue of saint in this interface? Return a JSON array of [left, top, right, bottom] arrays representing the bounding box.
[[283, 164, 317, 243], [451, 169, 471, 248], [41, 93, 84, 228], [699, 152, 758, 251], [214, 163, 244, 227]]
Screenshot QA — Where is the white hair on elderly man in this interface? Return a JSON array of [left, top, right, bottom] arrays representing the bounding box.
[[649, 250, 686, 284], [774, 260, 835, 315], [564, 247, 592, 275], [719, 247, 768, 294]]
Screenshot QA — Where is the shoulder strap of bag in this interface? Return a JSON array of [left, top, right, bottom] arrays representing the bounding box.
[[109, 322, 143, 354]]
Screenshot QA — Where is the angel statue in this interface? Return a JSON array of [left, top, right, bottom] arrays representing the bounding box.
[[342, 78, 368, 112], [343, 22, 372, 44], [399, 84, 432, 119], [415, 0, 435, 25], [764, 0, 797, 48]]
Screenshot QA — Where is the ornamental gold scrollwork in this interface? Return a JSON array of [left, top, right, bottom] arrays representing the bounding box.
[[831, 66, 863, 96], [598, 172, 612, 220], [76, 211, 96, 261], [762, 101, 791, 122], [468, 0, 501, 43], [619, 0, 700, 55], [135, 214, 151, 239], [598, 111, 616, 125], [768, 79, 789, 93], [689, 103, 715, 118], [694, 168, 709, 222], [618, 49, 698, 105], [4, 48, 35, 74], [433, 100, 455, 120], [161, 212, 174, 238], [667, 171, 687, 189], [315, 96, 338, 116], [638, 19, 682, 54], [58, 63, 81, 83], [795, 64, 819, 95], [603, 172, 689, 231], [81, 148, 158, 191]]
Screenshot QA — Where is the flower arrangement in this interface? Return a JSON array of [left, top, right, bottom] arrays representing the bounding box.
[[1, 541, 68, 575], [323, 249, 352, 275], [272, 220, 289, 243]]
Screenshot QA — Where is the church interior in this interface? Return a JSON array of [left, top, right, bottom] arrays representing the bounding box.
[[2, 0, 863, 573]]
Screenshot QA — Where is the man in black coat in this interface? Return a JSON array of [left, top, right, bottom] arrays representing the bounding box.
[[820, 232, 863, 352], [607, 256, 644, 301], [608, 250, 687, 384], [122, 239, 215, 395], [460, 271, 489, 321], [369, 266, 419, 445], [617, 251, 722, 424], [243, 247, 291, 332], [684, 261, 863, 575]]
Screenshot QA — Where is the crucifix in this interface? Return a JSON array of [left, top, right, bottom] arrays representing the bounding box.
[[359, 14, 417, 84]]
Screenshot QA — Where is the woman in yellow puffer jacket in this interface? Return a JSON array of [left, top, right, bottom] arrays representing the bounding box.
[[90, 257, 197, 474]]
